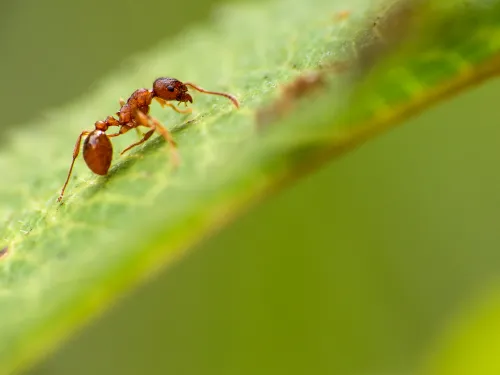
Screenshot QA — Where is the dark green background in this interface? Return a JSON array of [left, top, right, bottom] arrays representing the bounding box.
[[0, 0, 235, 132], [1, 1, 499, 374]]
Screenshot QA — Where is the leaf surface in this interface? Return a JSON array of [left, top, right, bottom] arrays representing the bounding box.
[[1, 0, 500, 373]]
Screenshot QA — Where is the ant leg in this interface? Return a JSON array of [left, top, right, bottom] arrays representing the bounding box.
[[58, 131, 91, 202], [107, 125, 143, 140], [154, 97, 192, 114], [107, 125, 132, 138], [119, 98, 126, 106], [133, 111, 179, 166], [120, 129, 155, 155], [107, 124, 142, 139], [184, 82, 240, 109]]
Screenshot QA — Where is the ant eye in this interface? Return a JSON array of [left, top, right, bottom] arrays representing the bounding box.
[[167, 85, 174, 92]]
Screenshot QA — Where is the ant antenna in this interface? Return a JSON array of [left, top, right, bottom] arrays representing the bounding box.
[[184, 82, 240, 109]]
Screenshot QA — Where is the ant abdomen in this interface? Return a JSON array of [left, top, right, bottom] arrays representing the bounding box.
[[83, 130, 113, 175]]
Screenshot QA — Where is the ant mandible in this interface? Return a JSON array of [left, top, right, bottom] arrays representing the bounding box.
[[57, 77, 239, 202]]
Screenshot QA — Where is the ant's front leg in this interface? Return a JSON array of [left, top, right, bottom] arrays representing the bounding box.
[[154, 97, 192, 114], [58, 130, 91, 202]]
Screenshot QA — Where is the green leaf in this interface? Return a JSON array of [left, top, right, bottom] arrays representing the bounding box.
[[1, 0, 500, 373], [421, 287, 500, 375]]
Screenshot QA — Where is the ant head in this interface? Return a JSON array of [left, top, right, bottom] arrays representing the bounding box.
[[153, 77, 193, 104]]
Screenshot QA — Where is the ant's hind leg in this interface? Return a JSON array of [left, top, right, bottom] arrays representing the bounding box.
[[58, 131, 91, 202], [107, 125, 143, 142], [108, 126, 131, 137], [135, 111, 179, 166], [120, 129, 155, 155], [155, 97, 192, 114]]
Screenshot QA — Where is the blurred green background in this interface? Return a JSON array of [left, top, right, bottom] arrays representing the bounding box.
[[0, 0, 245, 133], [2, 1, 500, 374]]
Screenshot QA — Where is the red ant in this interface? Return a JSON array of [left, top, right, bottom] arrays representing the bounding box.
[[57, 77, 239, 202]]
